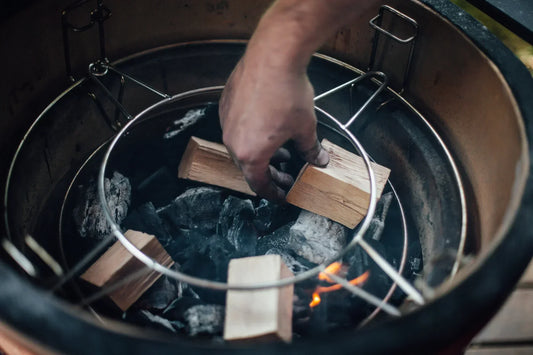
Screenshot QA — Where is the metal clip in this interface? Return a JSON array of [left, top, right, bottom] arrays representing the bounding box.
[[368, 5, 418, 93], [62, 0, 112, 81]]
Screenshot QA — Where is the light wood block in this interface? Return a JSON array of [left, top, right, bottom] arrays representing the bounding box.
[[178, 136, 255, 196], [519, 257, 533, 286], [80, 230, 174, 311], [224, 255, 294, 343], [472, 288, 533, 344], [286, 139, 390, 228]]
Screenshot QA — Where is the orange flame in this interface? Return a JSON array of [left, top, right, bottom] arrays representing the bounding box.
[[309, 266, 370, 308]]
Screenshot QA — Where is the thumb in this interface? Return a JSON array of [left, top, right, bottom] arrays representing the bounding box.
[[294, 125, 329, 167]]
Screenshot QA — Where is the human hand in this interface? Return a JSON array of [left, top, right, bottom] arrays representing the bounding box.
[[219, 54, 329, 201]]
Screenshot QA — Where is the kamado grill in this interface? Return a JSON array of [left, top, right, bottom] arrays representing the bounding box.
[[0, 0, 532, 354]]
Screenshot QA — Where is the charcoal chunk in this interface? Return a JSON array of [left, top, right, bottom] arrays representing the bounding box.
[[134, 264, 187, 311], [183, 304, 224, 336], [265, 248, 315, 275], [73, 171, 131, 239], [256, 223, 293, 255], [253, 199, 277, 234], [122, 201, 172, 247], [163, 296, 204, 321], [365, 192, 393, 241], [125, 310, 178, 333], [163, 108, 206, 140], [135, 167, 181, 208], [157, 187, 223, 230], [217, 196, 257, 257], [289, 211, 347, 264]]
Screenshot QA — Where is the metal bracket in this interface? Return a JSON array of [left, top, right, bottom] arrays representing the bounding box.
[[368, 5, 419, 93], [62, 0, 111, 82]]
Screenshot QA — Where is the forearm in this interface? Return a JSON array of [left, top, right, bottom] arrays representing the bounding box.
[[246, 0, 379, 72]]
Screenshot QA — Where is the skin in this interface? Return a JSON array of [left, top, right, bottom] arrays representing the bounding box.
[[219, 0, 379, 201]]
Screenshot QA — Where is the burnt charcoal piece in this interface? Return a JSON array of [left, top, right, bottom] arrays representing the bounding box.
[[183, 304, 225, 336], [135, 167, 181, 208], [122, 202, 173, 247], [256, 224, 293, 255], [125, 309, 179, 333], [365, 192, 393, 241], [163, 107, 207, 140], [345, 241, 392, 305], [73, 171, 131, 240], [218, 196, 257, 257], [163, 296, 205, 321], [253, 199, 274, 234], [265, 248, 315, 275], [289, 211, 347, 264], [135, 265, 185, 311], [157, 187, 223, 231]]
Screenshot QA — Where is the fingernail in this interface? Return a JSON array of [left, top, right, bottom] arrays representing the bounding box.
[[316, 148, 329, 167]]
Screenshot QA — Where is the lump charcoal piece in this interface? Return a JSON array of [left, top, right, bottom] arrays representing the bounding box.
[[289, 211, 347, 264], [135, 265, 183, 311], [253, 199, 276, 234], [163, 296, 205, 321], [345, 241, 392, 301], [73, 171, 131, 239], [125, 309, 177, 333], [157, 187, 223, 230], [163, 108, 206, 140], [135, 167, 181, 208], [183, 304, 224, 336], [265, 248, 315, 275], [122, 202, 173, 247], [365, 192, 393, 241], [256, 224, 293, 255], [218, 196, 257, 257]]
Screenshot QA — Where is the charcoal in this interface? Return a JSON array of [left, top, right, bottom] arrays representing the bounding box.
[[122, 202, 173, 247], [163, 296, 205, 321], [288, 211, 347, 264], [163, 108, 206, 140], [365, 192, 393, 241], [217, 196, 257, 257], [135, 264, 185, 311], [345, 241, 392, 302], [256, 223, 293, 255], [135, 167, 181, 208], [73, 171, 131, 240], [183, 304, 224, 336], [253, 199, 278, 234], [265, 248, 315, 275], [125, 310, 177, 333], [157, 187, 223, 230]]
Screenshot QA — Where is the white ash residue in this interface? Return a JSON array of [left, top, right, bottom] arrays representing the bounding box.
[[73, 171, 131, 239], [183, 304, 224, 336], [163, 108, 206, 139], [288, 210, 347, 264]]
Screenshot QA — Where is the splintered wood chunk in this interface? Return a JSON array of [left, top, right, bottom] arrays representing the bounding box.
[[224, 255, 294, 343], [286, 139, 390, 229], [178, 136, 255, 196], [80, 230, 174, 311]]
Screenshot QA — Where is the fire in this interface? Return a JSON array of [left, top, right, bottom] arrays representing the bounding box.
[[309, 263, 370, 308]]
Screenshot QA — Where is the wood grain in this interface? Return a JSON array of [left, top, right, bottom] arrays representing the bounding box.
[[472, 288, 533, 344], [80, 230, 174, 311], [286, 139, 390, 228], [178, 136, 255, 195], [224, 255, 294, 343]]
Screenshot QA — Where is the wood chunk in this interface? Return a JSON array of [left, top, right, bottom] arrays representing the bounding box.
[[178, 136, 255, 196], [80, 230, 174, 311], [472, 289, 533, 344], [224, 255, 294, 343], [286, 139, 390, 228]]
